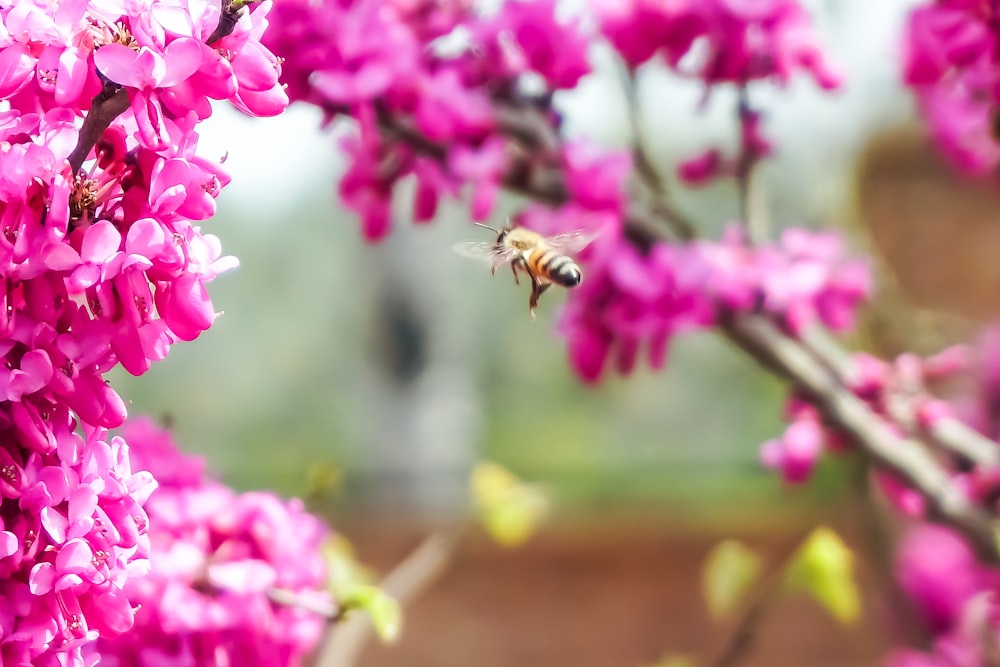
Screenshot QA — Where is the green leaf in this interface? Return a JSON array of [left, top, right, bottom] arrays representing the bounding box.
[[470, 462, 549, 547], [322, 535, 376, 589], [784, 526, 860, 625], [338, 583, 402, 643], [701, 539, 762, 619], [321, 536, 402, 643]]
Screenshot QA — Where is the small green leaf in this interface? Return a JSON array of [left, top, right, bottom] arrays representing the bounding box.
[[701, 539, 762, 619], [306, 461, 343, 500], [338, 583, 402, 643], [321, 536, 402, 643], [784, 526, 860, 625], [322, 535, 376, 590], [470, 462, 549, 547]]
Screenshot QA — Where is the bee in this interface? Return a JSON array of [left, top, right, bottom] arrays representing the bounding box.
[[454, 222, 598, 318]]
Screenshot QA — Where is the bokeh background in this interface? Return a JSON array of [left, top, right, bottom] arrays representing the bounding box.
[[107, 0, 996, 664]]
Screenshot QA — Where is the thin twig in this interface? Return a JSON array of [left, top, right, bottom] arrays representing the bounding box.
[[799, 326, 1000, 467], [707, 535, 806, 667], [267, 587, 339, 618], [313, 527, 464, 667], [67, 82, 129, 174], [207, 0, 252, 45], [617, 63, 697, 241], [734, 87, 755, 238]]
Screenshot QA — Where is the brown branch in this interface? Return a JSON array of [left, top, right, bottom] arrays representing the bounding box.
[[207, 0, 252, 46], [799, 326, 1000, 468], [721, 313, 1000, 564], [617, 64, 696, 241], [68, 82, 129, 174]]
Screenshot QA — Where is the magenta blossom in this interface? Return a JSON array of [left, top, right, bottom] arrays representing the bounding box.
[[760, 409, 825, 483], [97, 418, 332, 667], [896, 524, 988, 635], [595, 0, 841, 88], [903, 0, 1000, 173]]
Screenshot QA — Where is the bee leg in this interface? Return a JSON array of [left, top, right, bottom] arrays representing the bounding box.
[[529, 278, 551, 320], [511, 262, 520, 285]]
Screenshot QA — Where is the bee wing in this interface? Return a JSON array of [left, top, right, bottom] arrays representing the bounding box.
[[452, 241, 519, 269], [544, 229, 601, 256]]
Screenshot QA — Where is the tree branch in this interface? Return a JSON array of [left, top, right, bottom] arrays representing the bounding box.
[[721, 313, 1000, 564], [68, 82, 129, 175], [617, 64, 697, 241], [327, 99, 1000, 564]]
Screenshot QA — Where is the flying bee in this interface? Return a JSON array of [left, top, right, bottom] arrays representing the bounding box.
[[454, 222, 599, 318]]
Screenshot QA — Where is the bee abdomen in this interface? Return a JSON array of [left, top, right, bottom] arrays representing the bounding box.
[[531, 251, 582, 288]]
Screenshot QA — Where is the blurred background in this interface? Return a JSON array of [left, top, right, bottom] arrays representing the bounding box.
[[108, 0, 1000, 664]]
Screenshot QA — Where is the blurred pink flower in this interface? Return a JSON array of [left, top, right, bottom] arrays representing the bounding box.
[[897, 524, 987, 635], [97, 418, 332, 667], [903, 1, 1000, 173], [760, 412, 824, 483]]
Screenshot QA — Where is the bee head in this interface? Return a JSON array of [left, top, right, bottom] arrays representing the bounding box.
[[474, 221, 510, 245]]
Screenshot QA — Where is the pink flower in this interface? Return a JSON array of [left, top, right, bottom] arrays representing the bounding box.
[[596, 0, 840, 88], [95, 38, 203, 150], [903, 1, 1000, 173], [760, 413, 825, 483], [97, 418, 332, 667], [483, 0, 591, 89], [896, 524, 988, 635], [558, 229, 708, 382], [562, 141, 631, 215]]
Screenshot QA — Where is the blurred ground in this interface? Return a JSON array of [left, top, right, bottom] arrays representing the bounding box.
[[346, 513, 889, 667]]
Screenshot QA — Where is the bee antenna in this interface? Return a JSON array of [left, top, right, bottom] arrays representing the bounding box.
[[473, 222, 499, 234]]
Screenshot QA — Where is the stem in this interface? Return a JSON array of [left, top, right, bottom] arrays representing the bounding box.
[[735, 88, 753, 230], [617, 63, 697, 241], [707, 535, 804, 667], [207, 0, 251, 45], [68, 82, 129, 175], [267, 587, 339, 618]]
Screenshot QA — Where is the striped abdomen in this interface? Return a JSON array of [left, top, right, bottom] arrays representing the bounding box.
[[527, 248, 582, 287]]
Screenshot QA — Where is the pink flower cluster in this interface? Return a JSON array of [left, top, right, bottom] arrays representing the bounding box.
[[761, 347, 966, 486], [96, 418, 331, 667], [596, 0, 841, 87], [558, 223, 870, 384], [691, 226, 870, 335], [265, 0, 592, 240], [0, 424, 155, 666], [598, 0, 839, 187], [903, 0, 1000, 174], [883, 524, 1000, 667], [0, 0, 287, 663]]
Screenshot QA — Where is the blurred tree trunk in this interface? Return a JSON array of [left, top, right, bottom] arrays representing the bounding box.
[[359, 223, 480, 520]]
